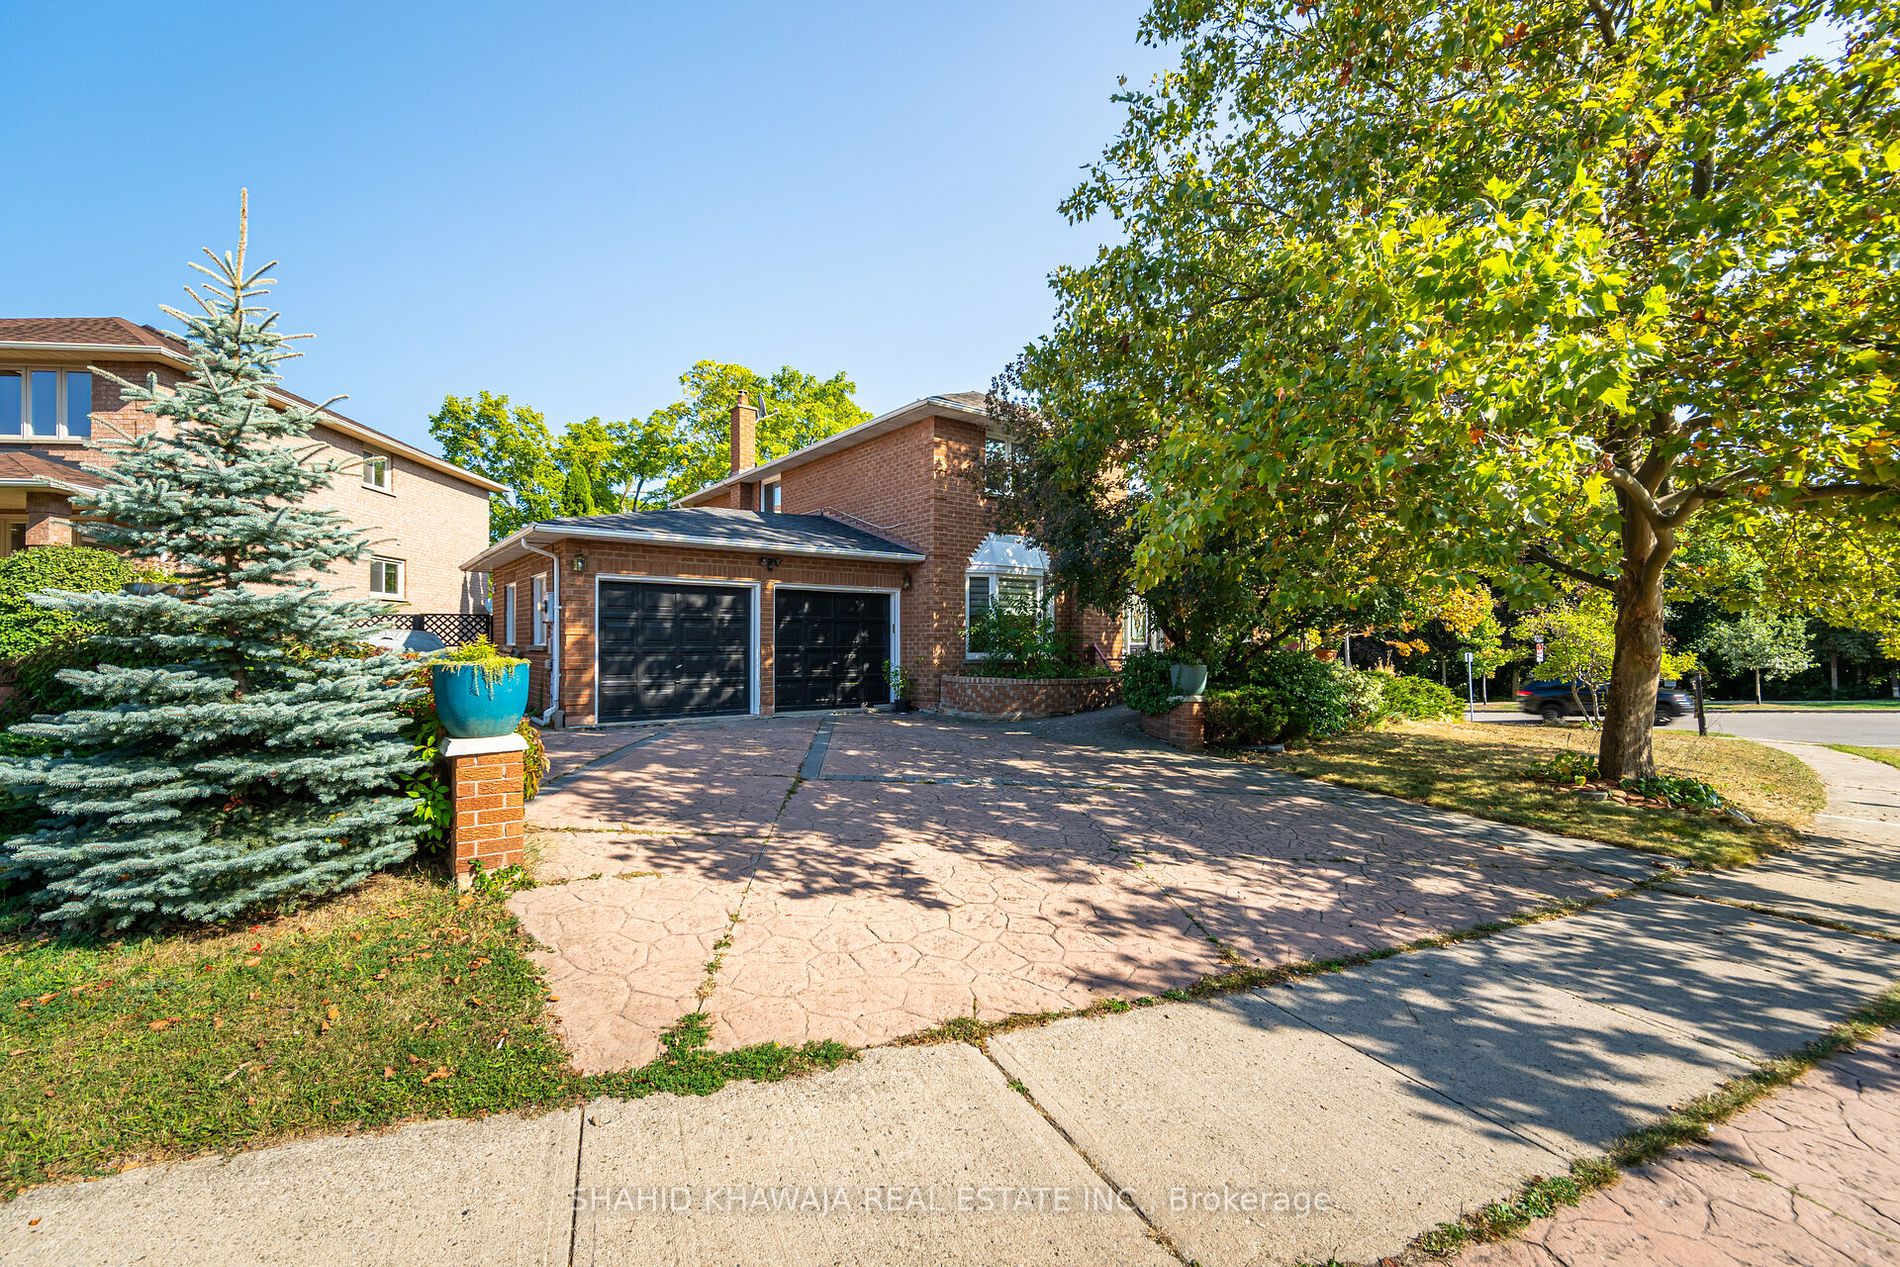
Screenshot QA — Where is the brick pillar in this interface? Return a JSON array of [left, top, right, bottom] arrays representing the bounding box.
[[442, 734, 527, 883], [1140, 697, 1206, 751], [24, 492, 74, 547]]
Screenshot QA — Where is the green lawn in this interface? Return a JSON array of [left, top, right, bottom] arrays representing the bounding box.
[[1828, 745, 1900, 772], [1254, 721, 1824, 869], [0, 872, 850, 1197]]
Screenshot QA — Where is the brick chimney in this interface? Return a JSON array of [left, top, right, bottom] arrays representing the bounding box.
[[730, 391, 758, 476]]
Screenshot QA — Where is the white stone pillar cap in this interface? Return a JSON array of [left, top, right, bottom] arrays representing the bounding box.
[[441, 734, 529, 759]]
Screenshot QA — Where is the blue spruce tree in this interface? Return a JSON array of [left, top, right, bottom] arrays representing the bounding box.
[[0, 201, 421, 930]]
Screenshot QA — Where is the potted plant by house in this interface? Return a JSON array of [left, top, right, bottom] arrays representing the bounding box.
[[1169, 659, 1209, 697], [429, 637, 531, 738], [885, 660, 917, 713]]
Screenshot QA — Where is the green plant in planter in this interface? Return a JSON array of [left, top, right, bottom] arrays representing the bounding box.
[[884, 660, 914, 701], [431, 636, 527, 686]]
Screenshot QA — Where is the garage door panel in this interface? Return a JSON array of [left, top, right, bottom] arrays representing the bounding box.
[[773, 588, 891, 713], [598, 581, 752, 722]]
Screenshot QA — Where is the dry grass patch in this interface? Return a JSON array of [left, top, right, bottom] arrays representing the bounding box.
[[1253, 721, 1823, 868]]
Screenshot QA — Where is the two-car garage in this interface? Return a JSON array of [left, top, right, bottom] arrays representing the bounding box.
[[595, 578, 894, 723]]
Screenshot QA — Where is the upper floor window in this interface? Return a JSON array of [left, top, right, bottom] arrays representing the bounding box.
[[982, 435, 1021, 499], [369, 556, 405, 600], [362, 451, 392, 492], [0, 369, 91, 440], [761, 478, 781, 513]]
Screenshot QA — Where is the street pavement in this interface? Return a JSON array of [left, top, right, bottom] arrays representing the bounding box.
[[1471, 706, 1900, 746], [6, 744, 1898, 1266]]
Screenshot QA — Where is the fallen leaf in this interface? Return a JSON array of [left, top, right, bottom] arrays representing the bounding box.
[[422, 1066, 453, 1084], [383, 1066, 396, 1079], [243, 957, 262, 968]]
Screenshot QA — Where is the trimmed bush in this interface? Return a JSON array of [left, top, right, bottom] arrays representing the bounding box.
[[1379, 674, 1462, 721], [1240, 650, 1355, 740], [1204, 687, 1290, 746], [1121, 649, 1178, 716], [0, 546, 140, 660], [1339, 668, 1387, 729]]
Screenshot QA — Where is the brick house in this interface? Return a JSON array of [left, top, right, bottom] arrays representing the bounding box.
[[0, 318, 501, 615], [463, 391, 1128, 725]]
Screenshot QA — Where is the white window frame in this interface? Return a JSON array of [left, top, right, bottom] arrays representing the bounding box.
[[963, 570, 1047, 659], [760, 477, 781, 513], [369, 556, 405, 600], [362, 450, 393, 493], [531, 574, 548, 647], [0, 368, 92, 441]]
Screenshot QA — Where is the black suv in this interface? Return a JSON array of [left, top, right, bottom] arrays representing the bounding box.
[[1516, 680, 1695, 725]]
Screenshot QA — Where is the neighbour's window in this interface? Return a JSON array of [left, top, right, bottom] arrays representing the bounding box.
[[369, 556, 404, 599], [531, 575, 548, 647], [2, 520, 25, 556], [965, 571, 1044, 656], [362, 451, 392, 492], [504, 582, 518, 646], [761, 479, 780, 513], [0, 369, 91, 439]]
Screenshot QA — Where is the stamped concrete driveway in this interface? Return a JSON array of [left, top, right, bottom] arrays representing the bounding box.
[[517, 709, 1662, 1072]]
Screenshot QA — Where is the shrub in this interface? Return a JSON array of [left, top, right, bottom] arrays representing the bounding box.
[[1240, 650, 1355, 740], [1526, 751, 1599, 785], [1, 631, 174, 724], [1379, 674, 1462, 722], [1204, 687, 1290, 746], [1622, 773, 1723, 810], [1339, 668, 1386, 730], [1121, 649, 1178, 716], [966, 590, 1072, 674], [0, 546, 141, 660]]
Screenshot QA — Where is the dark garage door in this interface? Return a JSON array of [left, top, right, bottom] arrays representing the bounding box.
[[774, 588, 891, 712], [597, 581, 752, 722]]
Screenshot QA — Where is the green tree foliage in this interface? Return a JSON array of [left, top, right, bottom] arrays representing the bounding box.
[[0, 211, 420, 931], [1017, 0, 1900, 778], [429, 362, 862, 538], [659, 362, 871, 501], [1696, 610, 1815, 703], [429, 392, 563, 537], [0, 546, 140, 660]]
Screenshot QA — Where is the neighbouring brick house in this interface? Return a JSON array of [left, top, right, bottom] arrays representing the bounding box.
[[463, 391, 1130, 725], [0, 318, 501, 617]]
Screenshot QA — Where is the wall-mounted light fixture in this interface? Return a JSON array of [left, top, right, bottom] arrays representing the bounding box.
[[572, 554, 587, 573], [758, 555, 781, 572], [902, 571, 913, 591]]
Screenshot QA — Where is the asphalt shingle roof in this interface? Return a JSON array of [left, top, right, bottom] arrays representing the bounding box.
[[535, 508, 923, 559]]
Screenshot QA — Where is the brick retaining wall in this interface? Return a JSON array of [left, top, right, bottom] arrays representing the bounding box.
[[938, 673, 1121, 721]]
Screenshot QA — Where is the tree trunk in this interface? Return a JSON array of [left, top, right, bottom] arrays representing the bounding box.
[[1829, 654, 1840, 697], [1598, 543, 1671, 780], [1754, 668, 1763, 705]]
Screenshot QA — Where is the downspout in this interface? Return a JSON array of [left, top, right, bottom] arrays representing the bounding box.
[[524, 537, 561, 726]]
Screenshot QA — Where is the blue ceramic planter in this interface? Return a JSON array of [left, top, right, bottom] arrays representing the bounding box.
[[431, 662, 530, 739]]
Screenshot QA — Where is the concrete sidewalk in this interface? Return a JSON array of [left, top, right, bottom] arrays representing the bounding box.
[[8, 747, 1899, 1267]]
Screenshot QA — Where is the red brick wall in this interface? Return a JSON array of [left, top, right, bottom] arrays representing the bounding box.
[[939, 673, 1121, 721], [775, 414, 996, 708], [487, 541, 906, 725]]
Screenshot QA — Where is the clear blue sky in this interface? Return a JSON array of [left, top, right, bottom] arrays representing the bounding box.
[[2, 0, 1165, 453]]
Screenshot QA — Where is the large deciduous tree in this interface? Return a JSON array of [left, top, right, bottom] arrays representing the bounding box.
[[658, 362, 871, 501], [1017, 0, 1900, 777]]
